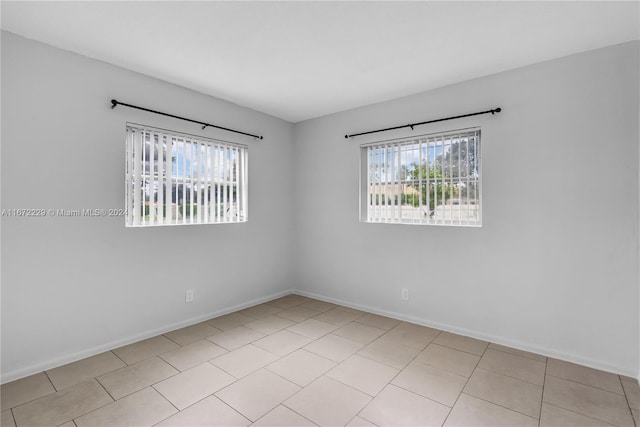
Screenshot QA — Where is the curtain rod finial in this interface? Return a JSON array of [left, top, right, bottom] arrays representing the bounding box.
[[110, 99, 118, 109]]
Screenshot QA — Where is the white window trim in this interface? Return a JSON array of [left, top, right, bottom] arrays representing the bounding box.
[[359, 127, 481, 226], [125, 123, 248, 227]]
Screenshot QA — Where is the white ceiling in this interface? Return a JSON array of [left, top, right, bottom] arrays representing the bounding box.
[[1, 1, 638, 123]]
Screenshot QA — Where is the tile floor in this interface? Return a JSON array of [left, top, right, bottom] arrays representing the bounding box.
[[1, 295, 639, 427]]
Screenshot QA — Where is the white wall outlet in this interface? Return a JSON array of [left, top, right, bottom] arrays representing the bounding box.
[[185, 289, 194, 303], [401, 288, 410, 301]]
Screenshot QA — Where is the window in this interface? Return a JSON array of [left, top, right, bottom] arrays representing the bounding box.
[[125, 124, 248, 227], [360, 128, 481, 226]]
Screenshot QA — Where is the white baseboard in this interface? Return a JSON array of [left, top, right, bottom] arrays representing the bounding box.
[[293, 289, 638, 380], [1, 289, 293, 384], [4, 287, 637, 383]]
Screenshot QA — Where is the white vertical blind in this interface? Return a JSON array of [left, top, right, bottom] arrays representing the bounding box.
[[360, 128, 481, 226], [126, 124, 248, 227]]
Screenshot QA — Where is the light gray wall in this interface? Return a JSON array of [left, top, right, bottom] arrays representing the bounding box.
[[1, 32, 295, 382], [292, 41, 640, 377], [2, 32, 639, 382]]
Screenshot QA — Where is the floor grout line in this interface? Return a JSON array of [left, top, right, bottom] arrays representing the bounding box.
[[151, 384, 187, 414], [460, 392, 540, 421], [93, 376, 117, 403], [68, 380, 117, 426], [472, 365, 544, 389], [42, 370, 58, 393], [618, 374, 639, 427], [542, 402, 619, 427], [160, 334, 184, 347], [3, 296, 637, 426], [109, 350, 128, 367], [279, 401, 321, 426], [545, 372, 631, 396], [440, 339, 490, 426], [385, 380, 455, 411], [538, 354, 548, 426]]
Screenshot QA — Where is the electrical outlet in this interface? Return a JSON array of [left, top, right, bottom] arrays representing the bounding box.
[[401, 288, 409, 301], [185, 289, 194, 303]]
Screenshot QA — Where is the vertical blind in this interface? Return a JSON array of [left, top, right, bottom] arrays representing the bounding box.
[[126, 124, 248, 227], [362, 128, 481, 226]]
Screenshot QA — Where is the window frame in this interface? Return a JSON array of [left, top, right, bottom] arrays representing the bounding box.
[[359, 127, 482, 226], [125, 123, 248, 227]]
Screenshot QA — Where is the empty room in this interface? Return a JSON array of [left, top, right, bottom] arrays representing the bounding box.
[[1, 1, 639, 426]]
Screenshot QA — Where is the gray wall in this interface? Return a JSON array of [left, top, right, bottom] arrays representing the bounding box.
[[292, 41, 640, 377], [2, 32, 639, 382], [1, 32, 295, 382]]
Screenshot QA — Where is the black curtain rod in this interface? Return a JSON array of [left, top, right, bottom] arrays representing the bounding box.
[[345, 107, 502, 139], [110, 99, 263, 140]]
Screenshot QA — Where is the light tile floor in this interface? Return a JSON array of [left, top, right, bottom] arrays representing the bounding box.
[[2, 295, 639, 427]]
